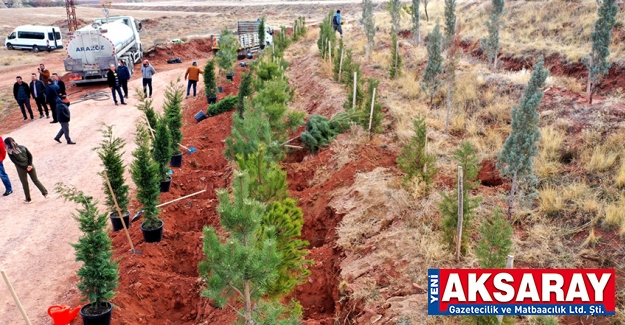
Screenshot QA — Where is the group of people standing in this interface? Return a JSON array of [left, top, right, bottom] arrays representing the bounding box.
[[106, 59, 157, 105], [13, 64, 66, 123]]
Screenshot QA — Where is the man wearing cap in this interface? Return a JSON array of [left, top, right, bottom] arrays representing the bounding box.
[[54, 95, 76, 145], [184, 61, 203, 98], [141, 60, 156, 98]]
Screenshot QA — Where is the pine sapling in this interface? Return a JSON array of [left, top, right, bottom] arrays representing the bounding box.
[[443, 0, 456, 48], [476, 208, 513, 268], [258, 16, 266, 48], [481, 0, 505, 69], [152, 116, 172, 182], [583, 0, 618, 103], [422, 22, 444, 105], [237, 72, 254, 118], [438, 141, 482, 255], [235, 144, 288, 203], [445, 23, 461, 134], [163, 81, 184, 155], [498, 56, 549, 219], [389, 32, 402, 79], [361, 0, 376, 60], [396, 116, 438, 185], [388, 0, 402, 33], [204, 59, 218, 99], [94, 124, 130, 216], [131, 125, 162, 230]]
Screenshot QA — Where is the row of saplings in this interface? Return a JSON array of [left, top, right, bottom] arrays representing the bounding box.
[[55, 84, 186, 323], [55, 16, 313, 324]]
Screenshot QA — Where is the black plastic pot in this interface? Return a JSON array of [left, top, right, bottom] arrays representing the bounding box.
[[80, 302, 112, 325], [226, 74, 234, 81], [260, 44, 266, 50], [195, 110, 208, 122], [218, 86, 224, 93], [207, 96, 217, 104], [160, 176, 172, 193], [141, 220, 164, 243], [109, 211, 130, 232], [170, 152, 183, 167]]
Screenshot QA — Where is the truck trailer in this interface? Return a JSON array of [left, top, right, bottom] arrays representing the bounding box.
[[211, 20, 273, 57], [64, 16, 142, 84]]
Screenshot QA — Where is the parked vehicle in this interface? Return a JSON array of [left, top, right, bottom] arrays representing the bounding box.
[[5, 25, 63, 52], [211, 20, 273, 57], [63, 16, 142, 84]]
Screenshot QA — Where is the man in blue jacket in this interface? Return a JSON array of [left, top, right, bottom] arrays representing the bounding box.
[[53, 95, 75, 145], [46, 79, 60, 123], [333, 10, 343, 37], [117, 60, 131, 99], [30, 73, 49, 119]]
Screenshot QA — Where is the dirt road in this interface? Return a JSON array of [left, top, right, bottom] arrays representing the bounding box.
[[0, 64, 199, 325]]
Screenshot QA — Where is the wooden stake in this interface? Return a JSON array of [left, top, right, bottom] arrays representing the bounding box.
[[1, 270, 33, 325], [352, 72, 357, 109], [455, 166, 464, 262], [496, 255, 514, 324], [143, 115, 155, 139], [338, 47, 344, 81], [368, 88, 377, 135], [328, 40, 332, 62], [394, 38, 399, 78], [156, 189, 206, 208], [104, 172, 137, 253]]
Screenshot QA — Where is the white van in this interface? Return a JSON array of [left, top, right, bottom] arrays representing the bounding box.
[[5, 25, 63, 52]]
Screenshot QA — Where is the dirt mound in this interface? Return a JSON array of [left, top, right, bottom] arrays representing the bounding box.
[[477, 160, 504, 187], [146, 39, 213, 67]]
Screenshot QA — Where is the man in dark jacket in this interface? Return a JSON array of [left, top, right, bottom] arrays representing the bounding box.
[[117, 60, 131, 99], [13, 76, 34, 121], [52, 73, 66, 96], [107, 64, 127, 106], [54, 95, 76, 145], [30, 73, 49, 119], [46, 79, 60, 123]]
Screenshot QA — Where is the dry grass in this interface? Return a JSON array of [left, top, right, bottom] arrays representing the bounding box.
[[584, 145, 619, 172], [538, 186, 566, 217], [604, 197, 625, 229], [617, 161, 625, 188]]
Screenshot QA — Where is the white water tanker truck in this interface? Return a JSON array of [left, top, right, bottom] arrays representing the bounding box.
[[64, 16, 142, 84]]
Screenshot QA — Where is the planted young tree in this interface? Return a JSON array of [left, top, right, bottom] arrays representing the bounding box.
[[163, 82, 184, 158], [422, 23, 444, 105], [258, 198, 311, 299], [235, 145, 288, 203], [136, 95, 157, 130], [300, 113, 351, 153], [361, 0, 376, 60], [56, 184, 119, 319], [131, 126, 162, 232], [498, 56, 548, 219], [208, 95, 238, 116], [203, 59, 218, 102], [476, 208, 513, 268], [237, 72, 254, 118], [411, 0, 421, 44], [396, 116, 437, 185], [583, 0, 618, 103], [94, 124, 130, 230], [216, 29, 239, 78], [481, 0, 505, 69], [439, 141, 482, 255], [389, 32, 402, 79], [318, 11, 337, 60], [199, 171, 281, 324], [443, 0, 456, 48], [252, 300, 302, 325], [225, 106, 280, 162], [152, 116, 172, 184], [444, 23, 461, 134], [258, 16, 267, 48], [388, 0, 402, 33]]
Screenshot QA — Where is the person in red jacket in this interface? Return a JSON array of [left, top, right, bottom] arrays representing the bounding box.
[[0, 136, 13, 196]]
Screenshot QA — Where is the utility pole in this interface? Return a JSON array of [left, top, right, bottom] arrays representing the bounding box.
[[65, 0, 78, 31]]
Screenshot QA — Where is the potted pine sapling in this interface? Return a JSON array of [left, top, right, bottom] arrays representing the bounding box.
[[216, 29, 238, 82], [131, 125, 164, 243], [163, 82, 184, 167], [152, 116, 173, 192], [55, 184, 119, 325], [204, 59, 218, 104], [94, 124, 131, 231], [258, 16, 267, 49]]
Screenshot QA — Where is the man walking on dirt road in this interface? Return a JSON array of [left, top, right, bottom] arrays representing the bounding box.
[[184, 61, 203, 98], [46, 79, 60, 124], [118, 60, 131, 99], [14, 76, 34, 121], [30, 73, 49, 119], [333, 10, 343, 37], [54, 95, 76, 145], [141, 60, 156, 98], [107, 64, 127, 106], [0, 136, 13, 197]]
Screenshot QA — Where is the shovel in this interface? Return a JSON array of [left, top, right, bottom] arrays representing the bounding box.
[[180, 144, 197, 154]]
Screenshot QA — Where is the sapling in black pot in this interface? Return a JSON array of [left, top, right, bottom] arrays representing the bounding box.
[[131, 125, 164, 243], [163, 82, 184, 167], [204, 59, 218, 104], [152, 116, 173, 193], [55, 184, 119, 325], [94, 124, 131, 231], [216, 29, 238, 85]]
